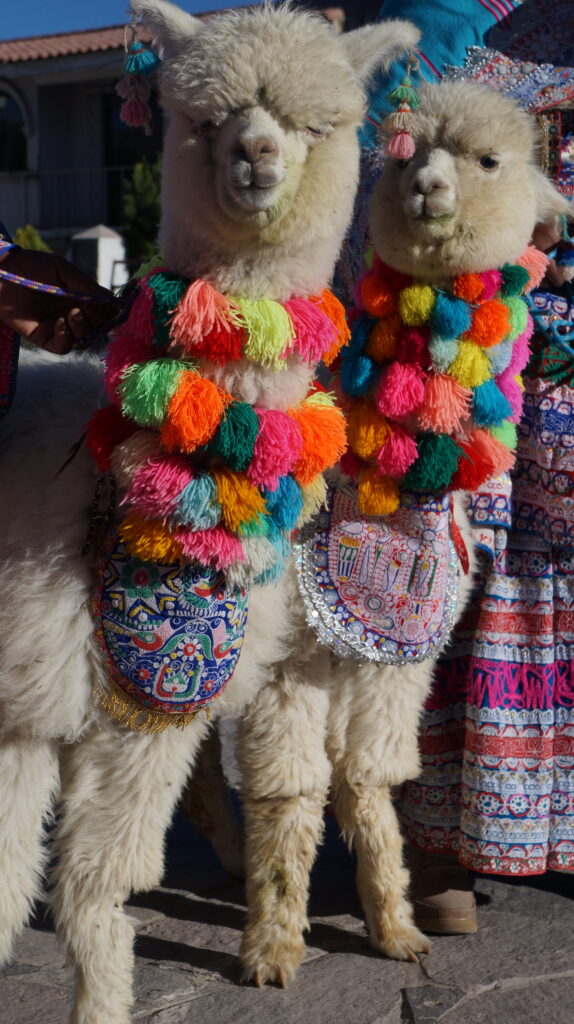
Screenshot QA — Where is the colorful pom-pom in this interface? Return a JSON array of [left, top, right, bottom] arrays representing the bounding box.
[[264, 475, 303, 532], [170, 279, 237, 354], [195, 322, 245, 364], [340, 350, 378, 397], [283, 297, 337, 363], [110, 431, 160, 492], [312, 289, 351, 365], [290, 403, 347, 486], [507, 323, 533, 375], [429, 337, 459, 374], [375, 362, 425, 418], [340, 449, 364, 479], [500, 264, 530, 297], [431, 292, 472, 340], [467, 299, 511, 348], [398, 284, 435, 327], [208, 400, 259, 472], [119, 511, 183, 564], [247, 408, 303, 490], [448, 341, 491, 388], [297, 474, 328, 527], [471, 379, 512, 427], [496, 370, 524, 423], [85, 404, 136, 472], [123, 41, 161, 76], [177, 524, 245, 571], [125, 454, 194, 518], [477, 269, 503, 300], [123, 285, 156, 345], [213, 468, 268, 533], [418, 374, 471, 433], [387, 131, 416, 160], [358, 466, 400, 515], [237, 297, 295, 369], [161, 373, 228, 452], [404, 433, 463, 491], [147, 272, 188, 348], [366, 313, 401, 361], [450, 428, 515, 490], [375, 427, 418, 477], [347, 400, 390, 459], [453, 273, 484, 303], [175, 473, 222, 530], [504, 296, 528, 340], [395, 325, 430, 365], [516, 246, 549, 291], [360, 273, 396, 319], [104, 328, 154, 402], [120, 358, 187, 428], [490, 419, 517, 450], [487, 339, 514, 375]]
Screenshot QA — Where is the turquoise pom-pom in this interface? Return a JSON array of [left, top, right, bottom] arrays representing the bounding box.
[[429, 336, 459, 373], [487, 339, 513, 375], [404, 433, 462, 491], [431, 293, 472, 340], [340, 349, 378, 396], [175, 474, 221, 529], [254, 527, 290, 585], [472, 380, 512, 427], [124, 42, 161, 76], [264, 475, 303, 532], [501, 264, 529, 297]]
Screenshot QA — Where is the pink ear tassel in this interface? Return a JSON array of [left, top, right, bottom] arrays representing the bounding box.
[[387, 132, 416, 160]]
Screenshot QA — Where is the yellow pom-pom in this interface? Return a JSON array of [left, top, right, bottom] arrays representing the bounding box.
[[448, 341, 491, 388], [358, 466, 400, 515], [119, 512, 183, 563], [347, 400, 390, 459], [365, 313, 401, 361], [213, 468, 267, 533], [297, 474, 328, 527], [398, 284, 435, 327]]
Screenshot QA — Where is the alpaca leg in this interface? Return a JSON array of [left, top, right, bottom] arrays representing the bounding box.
[[332, 777, 430, 962], [179, 725, 245, 879], [238, 657, 331, 987], [52, 715, 208, 1024], [0, 738, 59, 964]]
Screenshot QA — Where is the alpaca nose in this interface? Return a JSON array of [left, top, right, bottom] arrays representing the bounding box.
[[413, 167, 450, 195], [233, 135, 279, 166]]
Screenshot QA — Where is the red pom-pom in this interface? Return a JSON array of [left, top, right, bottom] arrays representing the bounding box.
[[450, 429, 515, 490], [86, 405, 136, 472], [394, 326, 430, 366]]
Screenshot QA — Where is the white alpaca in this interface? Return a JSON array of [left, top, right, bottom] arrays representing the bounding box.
[[0, 3, 419, 1022], [236, 80, 571, 986]]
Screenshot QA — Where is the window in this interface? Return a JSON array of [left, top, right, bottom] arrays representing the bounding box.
[[0, 91, 27, 172]]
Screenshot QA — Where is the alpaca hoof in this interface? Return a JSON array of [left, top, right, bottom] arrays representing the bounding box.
[[371, 922, 431, 962], [240, 931, 304, 988], [242, 959, 297, 988]]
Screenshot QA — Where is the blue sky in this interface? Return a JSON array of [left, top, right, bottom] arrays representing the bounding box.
[[1, 1, 256, 41]]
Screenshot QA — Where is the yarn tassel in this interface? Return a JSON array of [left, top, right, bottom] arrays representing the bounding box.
[[110, 431, 161, 492], [516, 246, 549, 291], [235, 297, 295, 369], [213, 468, 268, 533], [507, 321, 533, 375], [496, 370, 524, 423], [170, 280, 238, 354], [175, 474, 222, 530], [208, 400, 260, 471], [418, 374, 471, 433], [290, 403, 347, 485], [311, 289, 351, 365], [161, 373, 229, 452], [471, 379, 512, 427], [358, 466, 400, 515], [119, 358, 188, 428], [375, 427, 418, 477], [124, 454, 194, 519], [375, 362, 425, 418], [404, 433, 463, 491], [85, 405, 137, 472], [450, 428, 515, 489], [296, 474, 328, 527], [264, 475, 303, 532], [283, 297, 337, 362], [247, 408, 303, 490], [119, 511, 183, 563], [104, 327, 154, 402], [176, 525, 245, 571], [347, 399, 390, 459]]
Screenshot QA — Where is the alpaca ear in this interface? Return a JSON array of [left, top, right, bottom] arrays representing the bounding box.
[[129, 0, 202, 58], [532, 168, 572, 227], [342, 19, 421, 83]]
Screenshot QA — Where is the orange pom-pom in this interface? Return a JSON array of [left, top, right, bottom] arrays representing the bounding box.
[[467, 299, 511, 348], [358, 465, 400, 515], [160, 372, 229, 453], [418, 374, 471, 433], [213, 468, 267, 532], [347, 400, 390, 459], [360, 272, 396, 319], [119, 511, 183, 563], [453, 273, 484, 303], [290, 404, 347, 485], [366, 312, 401, 361], [312, 289, 351, 365]]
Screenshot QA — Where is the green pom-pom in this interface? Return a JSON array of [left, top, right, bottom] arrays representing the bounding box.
[[148, 272, 187, 348], [504, 296, 529, 339], [500, 264, 530, 297], [490, 420, 517, 449], [404, 433, 463, 491], [239, 515, 271, 537], [119, 359, 186, 427], [388, 80, 421, 108], [207, 400, 260, 471]]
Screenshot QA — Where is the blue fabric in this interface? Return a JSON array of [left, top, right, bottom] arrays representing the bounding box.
[[360, 0, 522, 148]]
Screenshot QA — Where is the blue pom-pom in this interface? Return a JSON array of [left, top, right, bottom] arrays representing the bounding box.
[[124, 43, 161, 76], [472, 380, 512, 427], [349, 313, 376, 354], [264, 475, 303, 532], [254, 527, 290, 585], [429, 336, 458, 373], [431, 293, 472, 340], [340, 350, 378, 396], [175, 474, 221, 529], [487, 339, 513, 374]]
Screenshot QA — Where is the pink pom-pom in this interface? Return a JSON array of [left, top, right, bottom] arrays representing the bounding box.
[[418, 374, 471, 433], [478, 269, 503, 300], [340, 449, 364, 479], [124, 453, 193, 518], [247, 409, 303, 490], [395, 326, 430, 366], [283, 298, 337, 362], [120, 97, 152, 128], [507, 320, 533, 375], [496, 370, 524, 423], [376, 427, 418, 476], [177, 525, 245, 570], [517, 246, 549, 292], [104, 327, 154, 402], [170, 280, 236, 353], [375, 362, 425, 418], [387, 132, 416, 160]]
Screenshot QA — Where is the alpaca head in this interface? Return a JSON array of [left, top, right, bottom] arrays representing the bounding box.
[[370, 80, 570, 281], [130, 0, 420, 297]]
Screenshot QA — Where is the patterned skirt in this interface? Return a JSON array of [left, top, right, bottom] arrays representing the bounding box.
[[398, 335, 574, 875]]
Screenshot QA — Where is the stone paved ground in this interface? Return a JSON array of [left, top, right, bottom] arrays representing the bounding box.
[[2, 811, 573, 1024]]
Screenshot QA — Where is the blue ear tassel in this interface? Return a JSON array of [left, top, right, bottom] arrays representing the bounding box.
[[124, 41, 161, 76]]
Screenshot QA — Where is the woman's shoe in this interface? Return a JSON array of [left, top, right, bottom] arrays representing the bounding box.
[[407, 847, 478, 935]]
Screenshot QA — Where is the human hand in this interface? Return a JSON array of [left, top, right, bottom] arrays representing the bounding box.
[[0, 247, 121, 353]]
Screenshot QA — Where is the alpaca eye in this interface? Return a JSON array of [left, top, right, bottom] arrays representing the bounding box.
[[395, 159, 410, 170], [305, 126, 329, 140], [196, 120, 217, 137], [479, 155, 498, 170]]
